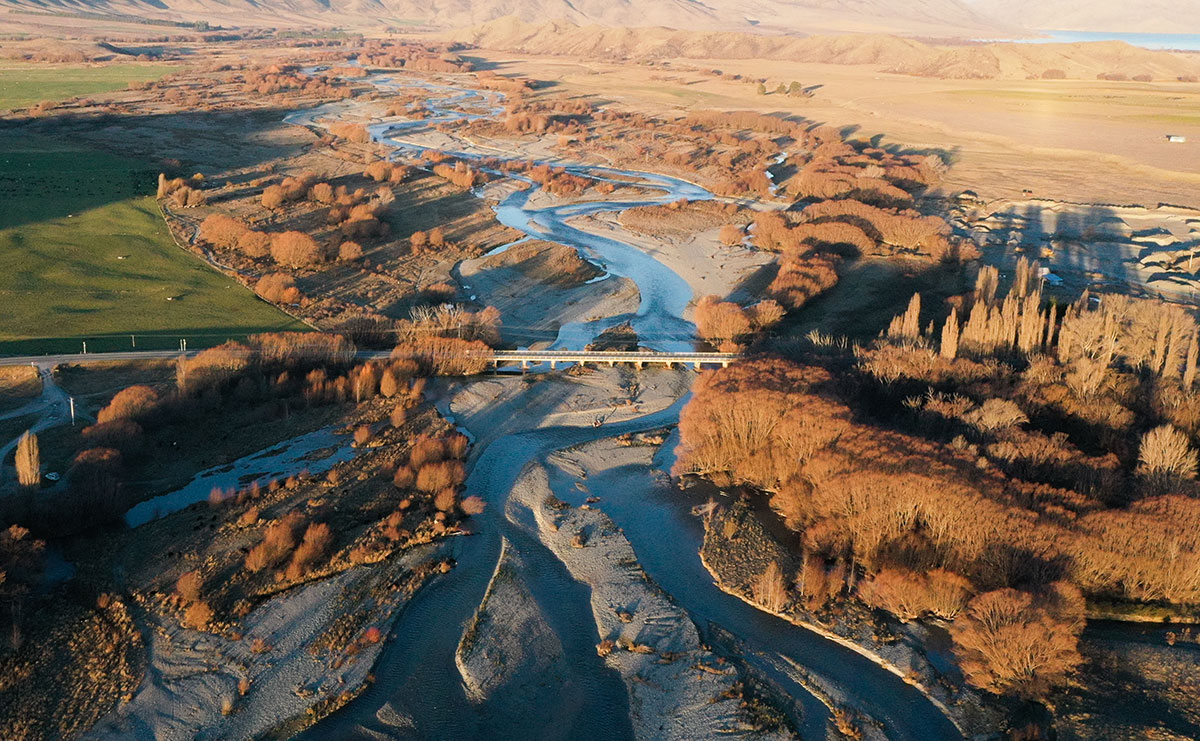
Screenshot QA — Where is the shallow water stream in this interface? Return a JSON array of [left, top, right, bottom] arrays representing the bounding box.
[[290, 71, 962, 740], [124, 425, 355, 528]]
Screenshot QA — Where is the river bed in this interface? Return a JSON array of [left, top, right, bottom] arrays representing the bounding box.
[[124, 426, 355, 528], [288, 68, 965, 739]]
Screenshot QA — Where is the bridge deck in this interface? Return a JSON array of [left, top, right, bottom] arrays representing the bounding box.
[[0, 349, 740, 369], [491, 350, 737, 367]]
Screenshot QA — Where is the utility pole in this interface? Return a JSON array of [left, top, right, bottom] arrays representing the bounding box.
[[82, 341, 87, 354], [131, 335, 136, 348]]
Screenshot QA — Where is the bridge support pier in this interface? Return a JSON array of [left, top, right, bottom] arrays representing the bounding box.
[[521, 360, 529, 372], [635, 361, 644, 370], [550, 361, 557, 370], [693, 361, 701, 370]]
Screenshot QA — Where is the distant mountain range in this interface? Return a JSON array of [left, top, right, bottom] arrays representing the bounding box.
[[0, 0, 1004, 36], [458, 16, 1200, 80], [1, 0, 1194, 37], [965, 0, 1200, 36]]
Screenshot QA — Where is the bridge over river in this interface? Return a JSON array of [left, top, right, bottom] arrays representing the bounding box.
[[0, 348, 739, 371], [491, 349, 736, 370]]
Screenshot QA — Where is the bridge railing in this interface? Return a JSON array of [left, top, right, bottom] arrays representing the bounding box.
[[489, 349, 738, 368]]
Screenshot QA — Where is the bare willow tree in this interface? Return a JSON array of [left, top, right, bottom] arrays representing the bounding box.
[[15, 431, 39, 488], [752, 561, 789, 613], [857, 567, 972, 622], [695, 295, 752, 346], [940, 307, 959, 360], [950, 585, 1084, 699], [1138, 424, 1198, 493], [886, 292, 922, 343]]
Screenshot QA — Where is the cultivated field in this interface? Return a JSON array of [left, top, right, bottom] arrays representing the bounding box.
[[0, 61, 180, 110], [0, 133, 307, 354]]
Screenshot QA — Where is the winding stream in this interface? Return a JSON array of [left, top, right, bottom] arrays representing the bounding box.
[[124, 425, 355, 528], [291, 73, 706, 353], [289, 71, 962, 739]]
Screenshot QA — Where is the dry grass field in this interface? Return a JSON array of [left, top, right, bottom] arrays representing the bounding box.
[[462, 50, 1200, 207], [0, 366, 40, 413]]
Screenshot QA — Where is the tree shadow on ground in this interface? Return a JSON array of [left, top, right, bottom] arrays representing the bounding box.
[[975, 200, 1200, 304], [0, 323, 305, 357], [0, 106, 313, 232]]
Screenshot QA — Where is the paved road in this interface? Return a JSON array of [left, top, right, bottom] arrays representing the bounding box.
[[0, 350, 196, 367], [0, 362, 77, 483], [0, 349, 394, 367]]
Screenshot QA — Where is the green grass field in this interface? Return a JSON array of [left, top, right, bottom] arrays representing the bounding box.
[[943, 85, 1200, 112], [0, 62, 181, 110], [0, 133, 308, 355]]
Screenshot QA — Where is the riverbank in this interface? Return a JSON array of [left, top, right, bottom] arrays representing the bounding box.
[[6, 389, 469, 740], [85, 549, 445, 741], [438, 366, 694, 446], [699, 501, 1003, 739], [540, 434, 973, 740], [568, 211, 776, 312], [457, 240, 641, 348]]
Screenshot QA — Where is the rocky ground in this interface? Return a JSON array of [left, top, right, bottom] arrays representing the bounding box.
[[457, 240, 640, 348], [500, 461, 795, 740], [86, 549, 443, 740], [455, 538, 570, 734], [573, 211, 776, 312]]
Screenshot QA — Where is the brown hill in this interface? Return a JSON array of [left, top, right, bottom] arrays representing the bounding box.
[[0, 0, 1006, 36], [889, 40, 1200, 80], [966, 0, 1200, 36], [458, 17, 936, 65], [459, 17, 1200, 81]]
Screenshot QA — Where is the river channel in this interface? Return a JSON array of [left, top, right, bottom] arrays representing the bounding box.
[[287, 70, 961, 740]]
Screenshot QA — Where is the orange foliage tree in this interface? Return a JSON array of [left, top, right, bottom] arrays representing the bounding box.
[[950, 585, 1083, 699], [255, 273, 304, 305], [199, 214, 248, 250], [270, 231, 324, 268], [674, 360, 853, 491], [97, 385, 159, 423]]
